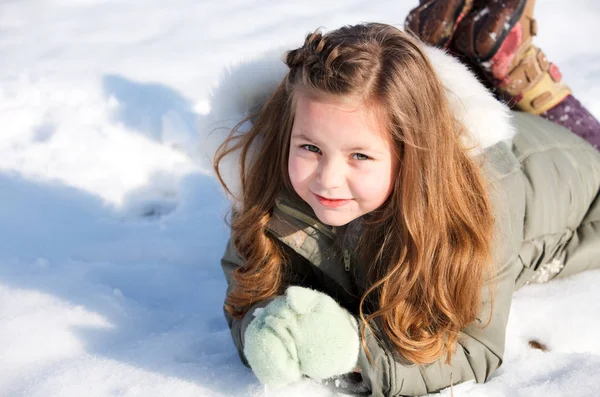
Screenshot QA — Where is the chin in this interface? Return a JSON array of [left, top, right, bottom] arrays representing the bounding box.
[[313, 210, 355, 227]]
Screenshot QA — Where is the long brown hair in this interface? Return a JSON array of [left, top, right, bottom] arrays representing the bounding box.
[[214, 23, 495, 365]]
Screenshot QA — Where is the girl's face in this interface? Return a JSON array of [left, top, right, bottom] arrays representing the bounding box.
[[288, 93, 398, 226]]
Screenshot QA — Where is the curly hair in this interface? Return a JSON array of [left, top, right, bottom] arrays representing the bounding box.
[[214, 23, 495, 365]]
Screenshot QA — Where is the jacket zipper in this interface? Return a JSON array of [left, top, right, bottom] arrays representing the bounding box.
[[343, 248, 351, 272], [275, 198, 351, 273]]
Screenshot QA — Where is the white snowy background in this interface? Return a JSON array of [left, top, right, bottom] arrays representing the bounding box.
[[1, 0, 600, 396]]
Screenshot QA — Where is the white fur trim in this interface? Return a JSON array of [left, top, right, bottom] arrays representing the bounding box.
[[198, 48, 289, 205], [424, 47, 516, 153], [199, 43, 516, 203]]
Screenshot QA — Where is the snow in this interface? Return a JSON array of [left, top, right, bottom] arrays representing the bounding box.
[[1, 0, 599, 396]]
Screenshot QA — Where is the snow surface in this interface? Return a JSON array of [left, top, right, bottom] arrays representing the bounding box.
[[1, 0, 600, 396]]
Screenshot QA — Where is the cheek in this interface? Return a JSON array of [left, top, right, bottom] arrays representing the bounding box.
[[354, 165, 395, 201], [288, 154, 315, 191]]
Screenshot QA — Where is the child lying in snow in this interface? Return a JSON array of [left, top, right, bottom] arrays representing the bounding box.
[[210, 1, 600, 395]]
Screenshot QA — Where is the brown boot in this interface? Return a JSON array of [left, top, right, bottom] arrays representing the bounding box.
[[451, 0, 571, 115], [405, 0, 474, 48], [451, 0, 532, 62]]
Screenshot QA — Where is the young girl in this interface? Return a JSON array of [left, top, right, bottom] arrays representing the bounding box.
[[209, 3, 600, 396]]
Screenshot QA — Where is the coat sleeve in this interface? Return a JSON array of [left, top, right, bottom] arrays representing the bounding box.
[[220, 237, 277, 368], [220, 234, 325, 368], [356, 164, 526, 396], [356, 256, 522, 396]]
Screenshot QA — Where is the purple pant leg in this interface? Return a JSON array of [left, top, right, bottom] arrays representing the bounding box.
[[541, 95, 600, 150]]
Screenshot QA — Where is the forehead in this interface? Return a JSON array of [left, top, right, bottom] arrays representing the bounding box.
[[292, 92, 389, 144]]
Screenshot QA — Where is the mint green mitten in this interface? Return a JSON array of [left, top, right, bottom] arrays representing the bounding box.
[[243, 286, 360, 389]]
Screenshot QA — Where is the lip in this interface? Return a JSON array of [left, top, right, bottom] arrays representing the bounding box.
[[313, 193, 352, 208]]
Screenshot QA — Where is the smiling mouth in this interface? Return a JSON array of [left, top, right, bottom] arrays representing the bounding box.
[[313, 193, 352, 208]]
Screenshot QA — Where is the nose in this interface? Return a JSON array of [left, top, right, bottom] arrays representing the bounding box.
[[317, 157, 345, 189]]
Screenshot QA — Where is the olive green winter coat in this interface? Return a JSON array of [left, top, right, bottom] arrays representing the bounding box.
[[220, 111, 600, 396]]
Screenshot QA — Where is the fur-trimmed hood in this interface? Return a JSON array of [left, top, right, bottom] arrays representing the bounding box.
[[199, 43, 516, 204]]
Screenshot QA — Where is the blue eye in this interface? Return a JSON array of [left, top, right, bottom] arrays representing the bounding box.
[[352, 153, 371, 161], [301, 144, 321, 154]]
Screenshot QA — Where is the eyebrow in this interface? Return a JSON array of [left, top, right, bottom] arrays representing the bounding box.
[[291, 132, 384, 154], [291, 133, 314, 142]]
